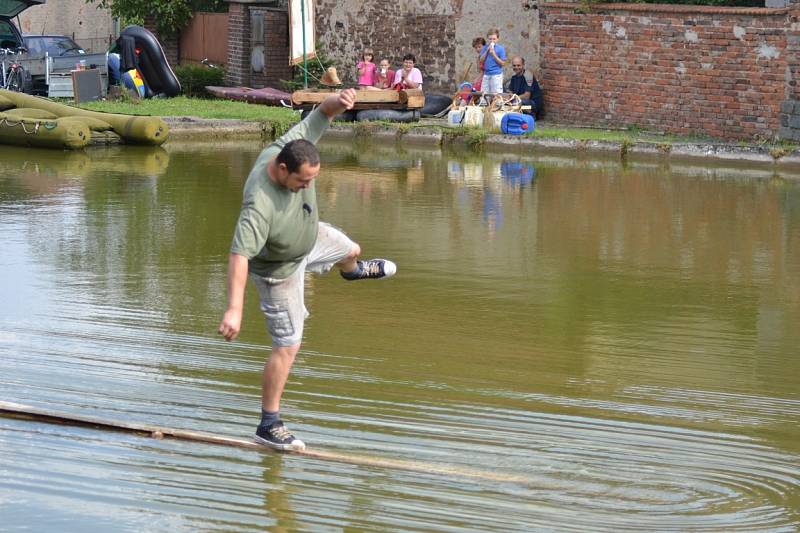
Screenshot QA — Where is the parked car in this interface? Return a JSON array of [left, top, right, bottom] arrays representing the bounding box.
[[0, 0, 44, 50], [23, 34, 86, 58], [1, 1, 45, 92]]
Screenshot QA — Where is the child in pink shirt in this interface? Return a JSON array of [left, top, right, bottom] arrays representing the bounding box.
[[357, 48, 377, 87]]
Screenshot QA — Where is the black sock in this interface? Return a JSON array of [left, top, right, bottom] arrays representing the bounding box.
[[259, 409, 280, 428], [340, 261, 363, 279]]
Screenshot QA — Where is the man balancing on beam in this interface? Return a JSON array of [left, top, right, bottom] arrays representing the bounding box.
[[218, 88, 397, 451]]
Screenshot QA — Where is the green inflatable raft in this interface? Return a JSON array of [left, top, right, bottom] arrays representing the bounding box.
[[0, 89, 169, 149]]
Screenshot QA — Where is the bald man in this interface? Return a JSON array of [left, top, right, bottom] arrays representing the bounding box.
[[505, 56, 543, 117]]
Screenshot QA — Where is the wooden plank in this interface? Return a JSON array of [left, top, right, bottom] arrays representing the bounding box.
[[292, 89, 399, 106], [405, 94, 425, 109], [298, 102, 422, 111], [0, 400, 534, 484], [291, 88, 425, 106]]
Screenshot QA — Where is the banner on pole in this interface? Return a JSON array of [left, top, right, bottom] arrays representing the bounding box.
[[289, 0, 316, 66]]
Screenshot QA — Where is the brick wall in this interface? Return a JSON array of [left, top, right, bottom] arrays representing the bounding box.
[[225, 2, 250, 86], [142, 16, 180, 67], [224, 2, 291, 89], [252, 8, 293, 88], [540, 2, 800, 140]]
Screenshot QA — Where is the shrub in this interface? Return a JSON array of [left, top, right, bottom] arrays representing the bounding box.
[[174, 64, 225, 98]]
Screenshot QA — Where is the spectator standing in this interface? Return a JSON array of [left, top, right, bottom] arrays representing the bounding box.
[[472, 36, 486, 88], [357, 47, 377, 87], [479, 28, 507, 95], [459, 37, 487, 104]]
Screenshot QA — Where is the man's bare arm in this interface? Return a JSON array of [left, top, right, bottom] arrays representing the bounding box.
[[218, 253, 249, 341], [318, 89, 357, 120]]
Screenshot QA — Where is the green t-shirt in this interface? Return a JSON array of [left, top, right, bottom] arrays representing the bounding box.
[[230, 108, 329, 279]]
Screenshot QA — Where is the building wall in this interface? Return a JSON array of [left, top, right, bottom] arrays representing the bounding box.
[[142, 16, 180, 67], [224, 2, 292, 89], [314, 0, 539, 93], [17, 0, 115, 53], [251, 7, 293, 89], [540, 2, 800, 140]]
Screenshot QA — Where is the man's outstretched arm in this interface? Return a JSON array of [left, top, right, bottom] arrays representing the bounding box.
[[318, 88, 357, 120], [269, 88, 357, 150], [219, 252, 249, 341]]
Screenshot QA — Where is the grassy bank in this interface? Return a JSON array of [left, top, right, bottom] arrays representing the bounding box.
[[81, 96, 299, 122], [79, 96, 796, 152], [78, 97, 660, 142]]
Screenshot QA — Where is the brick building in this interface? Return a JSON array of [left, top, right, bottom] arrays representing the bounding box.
[[224, 1, 292, 90]]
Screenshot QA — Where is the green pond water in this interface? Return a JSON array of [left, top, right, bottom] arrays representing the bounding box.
[[0, 139, 799, 531]]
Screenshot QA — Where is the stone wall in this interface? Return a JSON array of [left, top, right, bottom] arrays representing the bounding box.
[[540, 2, 800, 140], [314, 0, 539, 93], [17, 0, 115, 53]]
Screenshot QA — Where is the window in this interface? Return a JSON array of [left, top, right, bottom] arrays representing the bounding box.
[[23, 35, 84, 57], [0, 20, 20, 50]]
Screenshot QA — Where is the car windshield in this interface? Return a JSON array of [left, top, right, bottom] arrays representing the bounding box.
[[24, 36, 84, 56]]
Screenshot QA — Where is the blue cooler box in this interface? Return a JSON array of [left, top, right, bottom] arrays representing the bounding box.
[[501, 112, 535, 135]]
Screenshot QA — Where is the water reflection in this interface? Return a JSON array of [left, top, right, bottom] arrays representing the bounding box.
[[444, 158, 537, 239], [1, 140, 799, 530]]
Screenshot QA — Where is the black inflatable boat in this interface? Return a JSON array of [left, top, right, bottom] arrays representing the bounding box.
[[117, 25, 181, 98]]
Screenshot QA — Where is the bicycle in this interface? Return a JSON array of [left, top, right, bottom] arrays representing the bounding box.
[[1, 48, 28, 92], [201, 57, 220, 70]]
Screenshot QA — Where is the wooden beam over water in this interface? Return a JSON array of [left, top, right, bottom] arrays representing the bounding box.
[[291, 88, 425, 109], [0, 401, 534, 485]]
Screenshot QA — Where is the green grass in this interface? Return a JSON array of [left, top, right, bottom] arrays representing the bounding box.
[[80, 96, 299, 122], [529, 126, 629, 142]]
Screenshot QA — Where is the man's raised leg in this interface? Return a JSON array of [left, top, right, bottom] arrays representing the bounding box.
[[309, 223, 397, 281]]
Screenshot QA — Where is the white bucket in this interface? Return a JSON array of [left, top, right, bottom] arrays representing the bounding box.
[[446, 108, 465, 127], [483, 110, 508, 132], [463, 106, 484, 127]]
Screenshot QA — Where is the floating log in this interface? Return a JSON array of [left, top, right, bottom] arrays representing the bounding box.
[[291, 88, 424, 109], [0, 400, 533, 484], [0, 88, 169, 145]]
